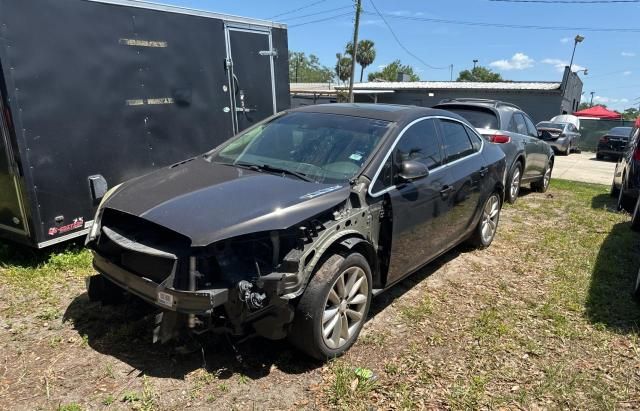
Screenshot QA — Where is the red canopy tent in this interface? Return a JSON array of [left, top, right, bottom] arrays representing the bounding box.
[[573, 105, 622, 120]]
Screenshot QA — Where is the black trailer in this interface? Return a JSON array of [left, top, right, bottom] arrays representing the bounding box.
[[0, 0, 290, 248]]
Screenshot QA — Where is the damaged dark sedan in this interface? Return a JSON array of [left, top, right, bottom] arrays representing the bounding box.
[[85, 104, 506, 360]]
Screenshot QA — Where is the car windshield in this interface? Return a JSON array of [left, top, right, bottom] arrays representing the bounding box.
[[609, 127, 632, 137], [440, 107, 499, 130], [537, 122, 565, 130], [206, 112, 391, 184]]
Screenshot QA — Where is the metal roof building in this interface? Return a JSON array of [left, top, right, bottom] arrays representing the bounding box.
[[290, 67, 583, 123]]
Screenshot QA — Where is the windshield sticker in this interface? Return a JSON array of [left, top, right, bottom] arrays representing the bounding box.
[[349, 152, 363, 161], [300, 185, 343, 200]]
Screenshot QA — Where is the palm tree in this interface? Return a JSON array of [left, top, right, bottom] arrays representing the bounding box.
[[346, 40, 377, 82], [335, 53, 352, 84]]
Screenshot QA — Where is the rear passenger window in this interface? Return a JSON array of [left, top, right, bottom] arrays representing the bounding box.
[[394, 119, 442, 170], [439, 120, 475, 162], [512, 114, 528, 135]]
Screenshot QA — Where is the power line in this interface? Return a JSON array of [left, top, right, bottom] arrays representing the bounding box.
[[489, 0, 640, 3], [282, 6, 353, 22], [269, 0, 328, 19], [288, 12, 354, 28], [362, 10, 640, 32], [368, 0, 449, 70]]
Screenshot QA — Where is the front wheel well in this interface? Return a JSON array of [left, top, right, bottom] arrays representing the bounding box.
[[322, 236, 381, 289]]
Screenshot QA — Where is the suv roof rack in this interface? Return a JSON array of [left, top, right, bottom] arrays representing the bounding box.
[[438, 98, 522, 111]]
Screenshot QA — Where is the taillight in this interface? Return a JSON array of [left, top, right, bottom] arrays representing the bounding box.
[[489, 134, 511, 144], [634, 147, 640, 161], [600, 136, 609, 143]]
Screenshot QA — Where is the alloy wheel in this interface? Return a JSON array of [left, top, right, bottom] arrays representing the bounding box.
[[543, 166, 552, 190], [322, 266, 369, 349], [510, 168, 521, 200], [481, 195, 500, 244]]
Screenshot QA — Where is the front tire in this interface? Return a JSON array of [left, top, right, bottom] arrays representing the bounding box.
[[617, 179, 635, 212], [532, 160, 553, 193], [288, 252, 372, 360], [506, 162, 522, 204], [467, 193, 501, 249]]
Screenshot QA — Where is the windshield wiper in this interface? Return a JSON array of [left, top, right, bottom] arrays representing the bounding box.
[[248, 163, 313, 182]]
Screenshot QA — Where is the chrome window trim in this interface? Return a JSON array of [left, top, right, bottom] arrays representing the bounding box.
[[368, 116, 484, 198]]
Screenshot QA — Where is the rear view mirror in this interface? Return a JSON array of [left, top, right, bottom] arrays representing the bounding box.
[[399, 160, 429, 181]]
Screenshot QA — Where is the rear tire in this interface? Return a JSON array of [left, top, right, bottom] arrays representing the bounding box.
[[633, 268, 640, 301], [467, 193, 501, 249], [288, 252, 372, 360], [564, 144, 571, 156], [631, 196, 640, 232], [617, 179, 635, 212], [596, 153, 604, 160], [505, 162, 522, 204], [532, 161, 552, 193], [610, 178, 620, 198]]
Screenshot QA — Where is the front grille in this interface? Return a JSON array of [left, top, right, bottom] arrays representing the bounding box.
[[96, 209, 190, 285]]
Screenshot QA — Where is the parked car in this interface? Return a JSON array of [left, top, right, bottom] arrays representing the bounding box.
[[434, 99, 554, 204], [597, 126, 634, 161], [85, 104, 506, 360], [536, 121, 581, 155], [613, 119, 640, 218]]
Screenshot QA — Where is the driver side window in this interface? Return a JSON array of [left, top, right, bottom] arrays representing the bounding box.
[[371, 119, 441, 194]]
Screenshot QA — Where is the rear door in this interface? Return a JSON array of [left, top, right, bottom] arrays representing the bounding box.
[[225, 26, 277, 134], [437, 118, 485, 245], [523, 114, 548, 170], [0, 98, 29, 236]]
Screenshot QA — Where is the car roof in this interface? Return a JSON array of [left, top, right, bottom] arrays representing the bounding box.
[[291, 103, 466, 124]]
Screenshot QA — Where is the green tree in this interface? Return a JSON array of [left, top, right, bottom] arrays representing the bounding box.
[[335, 53, 353, 83], [346, 39, 377, 82], [288, 51, 333, 83], [577, 102, 592, 111], [622, 107, 639, 121], [457, 66, 504, 82], [367, 59, 420, 82]]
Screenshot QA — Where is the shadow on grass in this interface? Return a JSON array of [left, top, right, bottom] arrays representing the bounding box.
[[0, 238, 85, 268], [591, 193, 617, 211], [62, 244, 464, 380], [585, 221, 640, 333]]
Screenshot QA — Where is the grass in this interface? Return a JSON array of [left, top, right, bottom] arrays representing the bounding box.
[[2, 179, 640, 409]]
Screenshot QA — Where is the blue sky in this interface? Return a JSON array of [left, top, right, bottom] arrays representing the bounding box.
[[158, 0, 638, 111]]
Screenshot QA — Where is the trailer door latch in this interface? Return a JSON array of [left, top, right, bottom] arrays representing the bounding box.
[[258, 48, 278, 57]]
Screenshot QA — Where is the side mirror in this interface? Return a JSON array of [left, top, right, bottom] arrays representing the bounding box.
[[399, 160, 429, 181]]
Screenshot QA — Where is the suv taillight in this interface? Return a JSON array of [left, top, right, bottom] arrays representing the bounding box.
[[489, 134, 511, 144]]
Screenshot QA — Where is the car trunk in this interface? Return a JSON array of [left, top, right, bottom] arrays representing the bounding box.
[[538, 127, 563, 142]]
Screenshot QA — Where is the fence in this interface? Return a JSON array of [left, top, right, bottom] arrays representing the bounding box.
[[577, 118, 635, 152]]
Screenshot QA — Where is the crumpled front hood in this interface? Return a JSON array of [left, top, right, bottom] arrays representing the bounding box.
[[103, 157, 350, 246]]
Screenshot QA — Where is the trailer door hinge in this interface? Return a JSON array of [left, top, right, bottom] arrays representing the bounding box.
[[258, 48, 278, 57]]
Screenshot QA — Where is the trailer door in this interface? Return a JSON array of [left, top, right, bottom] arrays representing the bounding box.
[[0, 101, 28, 236], [226, 26, 277, 134]]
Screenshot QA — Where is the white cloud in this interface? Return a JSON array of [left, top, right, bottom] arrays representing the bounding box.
[[541, 58, 585, 73], [389, 10, 425, 17], [621, 51, 636, 57], [560, 37, 571, 44], [489, 53, 534, 70], [624, 71, 633, 76], [591, 96, 629, 104]]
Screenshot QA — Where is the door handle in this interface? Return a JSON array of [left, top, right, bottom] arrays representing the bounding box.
[[479, 166, 488, 177], [440, 185, 454, 198]]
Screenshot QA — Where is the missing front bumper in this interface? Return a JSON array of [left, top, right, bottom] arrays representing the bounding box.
[[92, 252, 228, 315]]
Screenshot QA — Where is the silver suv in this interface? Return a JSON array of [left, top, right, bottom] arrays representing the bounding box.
[[434, 98, 555, 204]]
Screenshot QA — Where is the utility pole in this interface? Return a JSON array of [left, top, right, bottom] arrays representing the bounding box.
[[450, 64, 453, 81], [590, 91, 595, 107], [348, 0, 362, 103], [473, 59, 478, 70]]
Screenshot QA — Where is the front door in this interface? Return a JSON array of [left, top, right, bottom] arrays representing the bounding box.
[[225, 26, 277, 134], [382, 118, 451, 284], [0, 97, 28, 236]]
